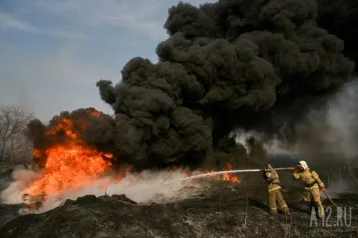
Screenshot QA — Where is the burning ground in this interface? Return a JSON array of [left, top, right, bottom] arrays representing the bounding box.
[[1, 177, 358, 238], [0, 106, 243, 222]]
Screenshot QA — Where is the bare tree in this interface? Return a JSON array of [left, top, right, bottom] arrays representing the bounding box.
[[0, 104, 34, 163]]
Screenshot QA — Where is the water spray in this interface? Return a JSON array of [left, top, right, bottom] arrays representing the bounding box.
[[162, 167, 295, 185]]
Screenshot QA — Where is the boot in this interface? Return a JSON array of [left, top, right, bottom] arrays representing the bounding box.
[[270, 208, 278, 215], [283, 208, 292, 216], [308, 201, 315, 215]]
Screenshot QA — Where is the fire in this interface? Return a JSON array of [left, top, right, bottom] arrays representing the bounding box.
[[28, 108, 114, 196], [87, 107, 103, 117], [171, 165, 191, 178], [208, 170, 216, 177], [173, 163, 240, 184], [221, 163, 240, 184], [47, 118, 78, 139], [28, 144, 113, 195], [27, 106, 240, 199]]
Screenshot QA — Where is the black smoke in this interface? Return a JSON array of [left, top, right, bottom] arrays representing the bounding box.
[[28, 0, 358, 170], [316, 0, 358, 70]]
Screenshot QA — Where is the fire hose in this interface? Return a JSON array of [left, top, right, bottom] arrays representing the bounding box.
[[176, 167, 358, 220], [322, 191, 358, 221]]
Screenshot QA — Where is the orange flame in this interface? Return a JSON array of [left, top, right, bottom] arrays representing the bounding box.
[[87, 108, 103, 117], [27, 107, 240, 197], [28, 144, 113, 195], [221, 163, 240, 184], [182, 172, 189, 178], [28, 108, 114, 196], [47, 118, 78, 139]]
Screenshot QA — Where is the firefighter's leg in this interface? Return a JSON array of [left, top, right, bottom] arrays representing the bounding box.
[[276, 190, 291, 215], [305, 189, 315, 213], [311, 188, 324, 217], [303, 189, 310, 202], [269, 191, 278, 214]]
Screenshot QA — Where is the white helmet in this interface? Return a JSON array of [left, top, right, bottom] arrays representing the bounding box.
[[299, 160, 308, 169]]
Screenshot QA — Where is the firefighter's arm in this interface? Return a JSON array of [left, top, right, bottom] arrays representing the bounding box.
[[293, 166, 302, 179], [311, 171, 326, 191], [266, 169, 278, 180], [292, 171, 300, 179], [265, 171, 272, 180]]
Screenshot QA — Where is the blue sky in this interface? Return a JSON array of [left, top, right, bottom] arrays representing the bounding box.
[[0, 0, 215, 121]]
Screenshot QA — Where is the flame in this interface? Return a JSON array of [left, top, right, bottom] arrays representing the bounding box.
[[182, 172, 189, 178], [177, 163, 240, 184], [47, 118, 78, 139], [27, 106, 240, 199], [221, 163, 240, 184], [28, 108, 114, 196], [208, 170, 216, 177], [28, 144, 113, 195], [87, 107, 103, 117]]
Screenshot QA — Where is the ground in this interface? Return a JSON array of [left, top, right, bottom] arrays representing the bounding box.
[[0, 175, 358, 238]]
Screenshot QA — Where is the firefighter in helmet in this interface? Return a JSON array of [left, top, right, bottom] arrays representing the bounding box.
[[264, 163, 291, 215], [293, 160, 326, 217]]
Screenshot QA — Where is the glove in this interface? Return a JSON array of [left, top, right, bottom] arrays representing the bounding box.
[[321, 187, 326, 192], [293, 166, 303, 172]]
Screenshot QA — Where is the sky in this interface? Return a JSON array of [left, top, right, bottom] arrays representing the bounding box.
[[0, 0, 215, 121]]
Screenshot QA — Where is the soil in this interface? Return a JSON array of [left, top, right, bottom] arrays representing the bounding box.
[[0, 178, 357, 238]]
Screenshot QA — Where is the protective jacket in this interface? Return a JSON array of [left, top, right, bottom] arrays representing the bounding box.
[[293, 169, 325, 190], [293, 168, 325, 217], [265, 169, 282, 192]]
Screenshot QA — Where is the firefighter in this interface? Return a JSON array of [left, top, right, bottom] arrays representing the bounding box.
[[293, 160, 326, 217], [264, 163, 291, 215]]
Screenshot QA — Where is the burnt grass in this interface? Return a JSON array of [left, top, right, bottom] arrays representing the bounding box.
[[0, 176, 358, 238]]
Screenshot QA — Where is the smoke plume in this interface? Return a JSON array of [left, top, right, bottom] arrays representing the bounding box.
[[27, 0, 358, 170], [283, 79, 358, 157]]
